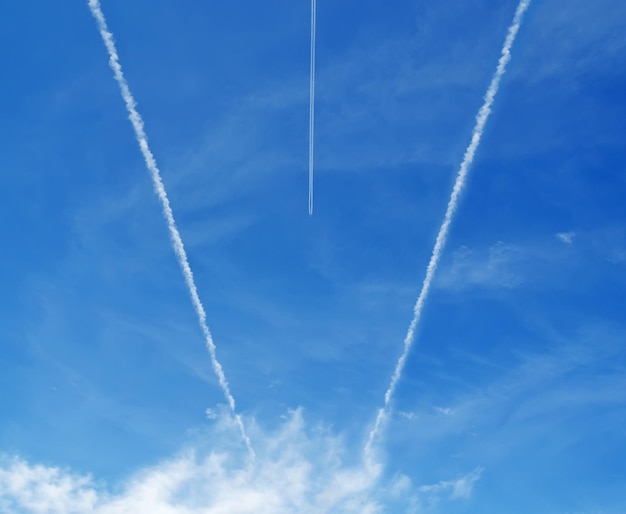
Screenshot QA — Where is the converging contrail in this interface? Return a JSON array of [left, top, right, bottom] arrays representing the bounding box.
[[308, 0, 317, 216], [87, 0, 255, 460], [364, 0, 532, 460]]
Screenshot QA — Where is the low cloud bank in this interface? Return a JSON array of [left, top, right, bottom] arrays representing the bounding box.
[[0, 409, 480, 513]]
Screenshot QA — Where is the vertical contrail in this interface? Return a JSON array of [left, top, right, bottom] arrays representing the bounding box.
[[308, 0, 317, 216], [87, 0, 255, 460], [364, 0, 532, 460]]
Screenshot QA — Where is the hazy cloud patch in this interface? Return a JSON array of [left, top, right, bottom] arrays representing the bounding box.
[[556, 231, 576, 244], [437, 241, 524, 291]]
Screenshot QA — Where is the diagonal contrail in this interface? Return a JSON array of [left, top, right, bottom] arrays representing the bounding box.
[[364, 0, 532, 460], [87, 0, 255, 460], [308, 0, 317, 216]]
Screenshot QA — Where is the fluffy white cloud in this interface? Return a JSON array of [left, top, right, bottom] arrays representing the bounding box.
[[0, 409, 480, 513], [0, 458, 97, 513]]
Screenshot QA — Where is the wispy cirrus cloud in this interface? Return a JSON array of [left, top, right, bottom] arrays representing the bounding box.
[[436, 241, 525, 291], [394, 324, 626, 453], [434, 406, 454, 416], [556, 231, 576, 245], [436, 228, 626, 292], [418, 467, 483, 501]]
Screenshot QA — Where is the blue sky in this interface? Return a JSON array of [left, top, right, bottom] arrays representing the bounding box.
[[1, 0, 625, 512]]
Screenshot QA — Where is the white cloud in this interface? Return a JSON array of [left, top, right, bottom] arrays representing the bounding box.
[[388, 474, 412, 498], [437, 241, 524, 291], [0, 410, 379, 514], [448, 468, 483, 499], [0, 409, 483, 513], [435, 230, 626, 294], [0, 458, 97, 514], [556, 231, 576, 244], [418, 467, 483, 502]]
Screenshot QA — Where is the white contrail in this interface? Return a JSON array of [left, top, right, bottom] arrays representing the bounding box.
[[308, 0, 317, 216], [87, 0, 255, 460], [364, 0, 532, 460]]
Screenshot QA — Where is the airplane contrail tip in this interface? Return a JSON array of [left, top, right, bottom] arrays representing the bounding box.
[[308, 0, 317, 216]]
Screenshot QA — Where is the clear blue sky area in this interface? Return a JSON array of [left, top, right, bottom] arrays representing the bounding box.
[[1, 0, 625, 512]]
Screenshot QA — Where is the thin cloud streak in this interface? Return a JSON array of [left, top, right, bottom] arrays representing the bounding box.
[[308, 0, 317, 216], [365, 0, 532, 460], [87, 0, 254, 459]]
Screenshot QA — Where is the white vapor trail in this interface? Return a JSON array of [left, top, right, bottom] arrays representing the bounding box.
[[308, 0, 317, 216], [87, 0, 255, 460], [364, 0, 532, 460]]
